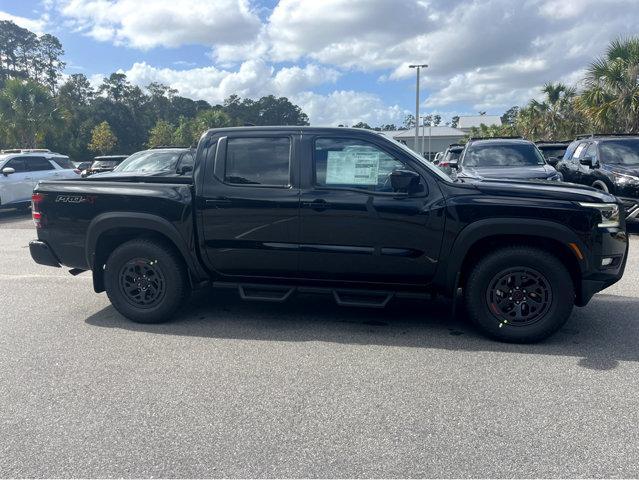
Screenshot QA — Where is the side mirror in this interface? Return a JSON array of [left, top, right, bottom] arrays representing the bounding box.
[[180, 165, 193, 175], [580, 156, 598, 168], [547, 156, 560, 166], [390, 169, 420, 194], [2, 167, 15, 176]]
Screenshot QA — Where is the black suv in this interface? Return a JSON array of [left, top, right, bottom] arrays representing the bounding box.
[[451, 138, 562, 182], [556, 135, 639, 221], [535, 140, 571, 166], [83, 155, 129, 177]]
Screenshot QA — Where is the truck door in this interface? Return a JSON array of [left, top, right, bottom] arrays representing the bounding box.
[[198, 133, 301, 278], [298, 134, 446, 285]]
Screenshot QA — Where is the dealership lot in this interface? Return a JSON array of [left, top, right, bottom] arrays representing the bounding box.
[[1, 209, 638, 478]]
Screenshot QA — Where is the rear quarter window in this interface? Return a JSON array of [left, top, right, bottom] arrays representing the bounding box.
[[50, 157, 75, 169]]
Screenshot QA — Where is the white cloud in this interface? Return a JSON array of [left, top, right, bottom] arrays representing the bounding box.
[[121, 61, 340, 103], [292, 90, 407, 126], [52, 0, 639, 112], [0, 10, 47, 33], [101, 62, 398, 125], [55, 0, 261, 49]]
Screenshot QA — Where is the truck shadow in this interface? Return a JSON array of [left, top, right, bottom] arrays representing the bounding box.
[[0, 206, 31, 225], [85, 291, 639, 370]]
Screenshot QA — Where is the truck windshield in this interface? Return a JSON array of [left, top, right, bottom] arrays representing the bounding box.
[[599, 139, 639, 165], [463, 144, 546, 167], [115, 151, 182, 172]]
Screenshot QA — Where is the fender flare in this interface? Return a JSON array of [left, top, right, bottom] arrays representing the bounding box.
[[85, 212, 207, 280], [436, 218, 588, 292]]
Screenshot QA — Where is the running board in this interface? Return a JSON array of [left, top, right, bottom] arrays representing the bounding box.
[[212, 282, 423, 308], [238, 284, 295, 302], [332, 289, 393, 308]]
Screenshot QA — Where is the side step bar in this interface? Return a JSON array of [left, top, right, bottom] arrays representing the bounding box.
[[213, 282, 430, 308]]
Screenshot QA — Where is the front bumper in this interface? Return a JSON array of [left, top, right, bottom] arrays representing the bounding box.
[[29, 240, 61, 267], [617, 196, 639, 222], [575, 228, 629, 306]]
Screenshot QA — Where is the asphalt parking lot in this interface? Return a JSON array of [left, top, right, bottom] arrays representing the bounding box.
[[1, 208, 638, 478]]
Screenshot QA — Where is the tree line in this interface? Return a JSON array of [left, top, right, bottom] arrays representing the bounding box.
[[0, 20, 309, 159], [1, 19, 637, 157]]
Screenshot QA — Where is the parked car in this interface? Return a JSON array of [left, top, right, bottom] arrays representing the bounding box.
[[450, 138, 562, 181], [82, 155, 129, 177], [437, 143, 464, 171], [107, 147, 194, 177], [75, 161, 93, 172], [535, 140, 571, 166], [29, 127, 628, 343], [556, 134, 639, 221], [0, 149, 79, 209]]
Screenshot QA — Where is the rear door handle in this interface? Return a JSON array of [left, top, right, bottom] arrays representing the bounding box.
[[303, 199, 331, 211], [206, 197, 232, 208]]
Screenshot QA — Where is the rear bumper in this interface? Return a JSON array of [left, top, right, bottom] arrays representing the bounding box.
[[29, 240, 61, 267]]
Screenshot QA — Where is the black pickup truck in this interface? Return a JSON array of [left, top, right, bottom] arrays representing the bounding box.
[[29, 127, 629, 342]]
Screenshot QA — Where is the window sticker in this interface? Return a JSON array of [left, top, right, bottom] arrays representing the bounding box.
[[326, 149, 380, 185]]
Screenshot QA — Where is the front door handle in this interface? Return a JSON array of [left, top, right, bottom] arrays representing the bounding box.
[[303, 199, 331, 211]]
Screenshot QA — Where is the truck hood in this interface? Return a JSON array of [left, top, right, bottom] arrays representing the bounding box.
[[472, 179, 617, 203], [601, 163, 639, 177], [459, 164, 558, 180]]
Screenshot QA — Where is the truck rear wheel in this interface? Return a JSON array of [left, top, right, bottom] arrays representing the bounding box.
[[104, 238, 190, 323], [465, 246, 574, 343]]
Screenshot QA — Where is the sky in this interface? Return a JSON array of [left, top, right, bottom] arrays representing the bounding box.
[[1, 0, 637, 126]]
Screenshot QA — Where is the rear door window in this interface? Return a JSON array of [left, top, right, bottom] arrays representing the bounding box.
[[225, 137, 291, 186], [26, 157, 55, 172]]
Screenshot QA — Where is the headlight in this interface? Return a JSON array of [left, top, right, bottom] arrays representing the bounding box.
[[578, 202, 620, 228], [612, 172, 639, 185]]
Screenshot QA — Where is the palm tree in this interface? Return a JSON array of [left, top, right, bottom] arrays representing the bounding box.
[[579, 37, 639, 133], [0, 78, 59, 147]]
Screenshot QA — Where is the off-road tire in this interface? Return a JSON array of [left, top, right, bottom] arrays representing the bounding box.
[[104, 238, 190, 323], [465, 246, 574, 343]]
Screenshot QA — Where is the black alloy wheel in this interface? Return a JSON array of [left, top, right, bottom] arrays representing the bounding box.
[[485, 267, 552, 327], [118, 258, 166, 308]]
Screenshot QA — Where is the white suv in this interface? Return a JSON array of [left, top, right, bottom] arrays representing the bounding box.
[[0, 149, 79, 209]]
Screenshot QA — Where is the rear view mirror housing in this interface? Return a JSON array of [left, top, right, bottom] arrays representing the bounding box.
[[2, 167, 15, 176], [580, 156, 598, 168], [390, 169, 421, 194]]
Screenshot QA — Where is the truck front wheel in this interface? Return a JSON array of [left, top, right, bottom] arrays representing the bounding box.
[[104, 238, 190, 323], [465, 246, 574, 343]]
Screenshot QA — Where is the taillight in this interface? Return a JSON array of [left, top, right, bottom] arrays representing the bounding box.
[[73, 168, 81, 174], [32, 193, 44, 228]]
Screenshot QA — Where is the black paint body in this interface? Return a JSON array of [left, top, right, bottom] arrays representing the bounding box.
[[31, 127, 629, 306]]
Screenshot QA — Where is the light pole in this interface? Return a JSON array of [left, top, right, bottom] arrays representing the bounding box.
[[409, 64, 428, 154]]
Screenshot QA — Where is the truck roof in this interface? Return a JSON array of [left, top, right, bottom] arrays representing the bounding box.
[[204, 126, 386, 135]]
